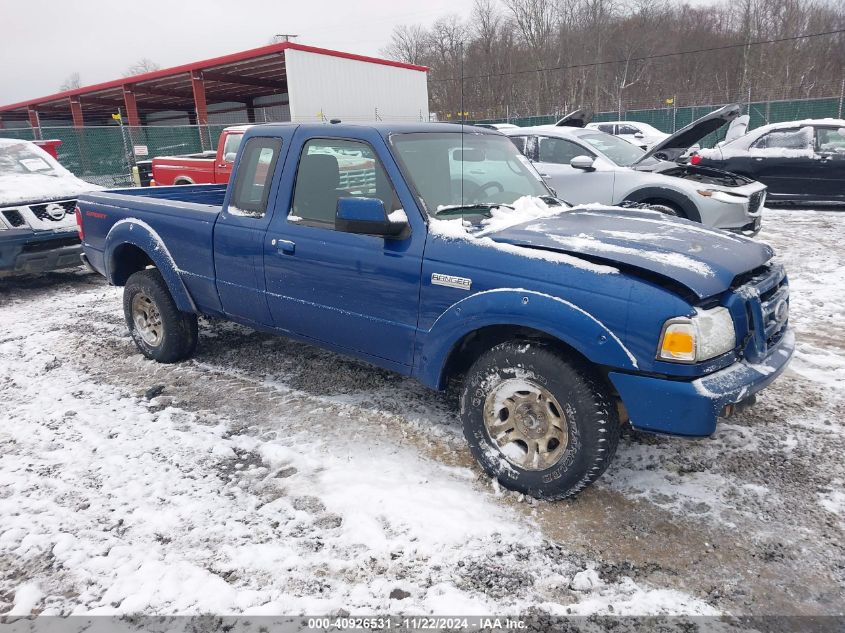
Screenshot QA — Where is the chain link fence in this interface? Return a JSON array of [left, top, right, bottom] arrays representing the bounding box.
[[470, 94, 844, 148]]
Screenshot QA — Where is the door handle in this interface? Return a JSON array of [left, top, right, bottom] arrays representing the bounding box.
[[271, 238, 295, 254]]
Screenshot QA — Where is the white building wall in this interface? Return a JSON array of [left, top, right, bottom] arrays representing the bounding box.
[[284, 49, 428, 123]]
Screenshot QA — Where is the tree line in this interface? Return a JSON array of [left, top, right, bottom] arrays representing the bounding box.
[[382, 0, 845, 121]]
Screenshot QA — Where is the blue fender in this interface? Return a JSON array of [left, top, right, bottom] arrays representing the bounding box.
[[104, 218, 197, 313], [415, 288, 639, 389]]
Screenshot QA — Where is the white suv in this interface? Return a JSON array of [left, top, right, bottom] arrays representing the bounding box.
[[586, 121, 669, 149]]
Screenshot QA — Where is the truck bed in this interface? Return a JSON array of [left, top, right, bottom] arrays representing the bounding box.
[[78, 184, 225, 313], [107, 183, 228, 207]]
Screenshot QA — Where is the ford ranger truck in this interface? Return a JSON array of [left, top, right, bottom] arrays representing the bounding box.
[[76, 123, 794, 500]]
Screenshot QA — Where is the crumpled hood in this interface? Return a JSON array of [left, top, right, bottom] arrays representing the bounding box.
[[0, 173, 100, 207], [485, 207, 773, 299]]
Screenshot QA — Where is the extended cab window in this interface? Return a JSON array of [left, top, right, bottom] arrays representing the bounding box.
[[291, 139, 399, 225], [229, 137, 282, 217], [538, 136, 587, 164]]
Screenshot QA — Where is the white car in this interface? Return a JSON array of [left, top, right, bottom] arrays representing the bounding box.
[[586, 120, 669, 149], [0, 138, 100, 276], [503, 104, 767, 235]]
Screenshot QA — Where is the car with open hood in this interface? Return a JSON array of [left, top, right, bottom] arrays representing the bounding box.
[[76, 122, 793, 500], [691, 118, 845, 206], [0, 138, 101, 277], [505, 104, 767, 235]]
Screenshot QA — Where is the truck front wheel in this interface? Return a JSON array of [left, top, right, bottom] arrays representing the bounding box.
[[123, 269, 198, 363], [460, 342, 620, 499]]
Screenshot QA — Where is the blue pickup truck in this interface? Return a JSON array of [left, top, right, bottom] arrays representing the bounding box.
[[77, 122, 794, 499]]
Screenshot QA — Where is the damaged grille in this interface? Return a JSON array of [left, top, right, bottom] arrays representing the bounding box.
[[734, 264, 789, 361]]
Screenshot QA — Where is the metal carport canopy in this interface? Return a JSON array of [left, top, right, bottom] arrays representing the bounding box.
[[0, 42, 427, 127]]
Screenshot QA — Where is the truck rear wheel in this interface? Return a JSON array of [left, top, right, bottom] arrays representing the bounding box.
[[460, 341, 620, 500], [123, 269, 198, 363]]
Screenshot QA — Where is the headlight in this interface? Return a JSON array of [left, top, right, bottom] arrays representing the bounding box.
[[657, 306, 736, 362], [696, 189, 746, 204]]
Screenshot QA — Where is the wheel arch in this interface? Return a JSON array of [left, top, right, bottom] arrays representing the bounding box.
[[104, 219, 197, 313], [415, 289, 639, 390], [621, 186, 702, 222]]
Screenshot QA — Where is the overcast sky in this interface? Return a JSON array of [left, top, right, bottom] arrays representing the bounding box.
[[0, 0, 477, 105]]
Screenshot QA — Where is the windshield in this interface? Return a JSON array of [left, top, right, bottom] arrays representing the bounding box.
[[578, 132, 646, 166], [390, 132, 552, 217], [0, 141, 67, 178]]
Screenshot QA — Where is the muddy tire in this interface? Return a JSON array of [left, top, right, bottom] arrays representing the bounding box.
[[460, 341, 619, 500], [123, 269, 198, 363]]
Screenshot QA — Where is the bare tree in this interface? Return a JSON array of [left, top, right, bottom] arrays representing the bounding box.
[[59, 72, 81, 92], [123, 58, 161, 77], [382, 24, 429, 65], [402, 0, 844, 121]]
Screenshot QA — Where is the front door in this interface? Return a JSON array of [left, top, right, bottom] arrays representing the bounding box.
[[744, 127, 817, 199], [532, 135, 616, 204], [263, 132, 424, 369]]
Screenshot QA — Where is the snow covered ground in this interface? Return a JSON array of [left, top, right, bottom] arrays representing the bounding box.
[[1, 209, 843, 621]]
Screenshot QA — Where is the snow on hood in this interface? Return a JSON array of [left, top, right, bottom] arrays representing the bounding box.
[[0, 173, 102, 206], [431, 202, 772, 299], [429, 197, 618, 275], [0, 138, 102, 205]]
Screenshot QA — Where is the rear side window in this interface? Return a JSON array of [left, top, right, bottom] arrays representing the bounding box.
[[229, 137, 282, 218], [291, 139, 400, 226], [508, 135, 528, 154], [596, 124, 615, 134], [817, 127, 845, 154]]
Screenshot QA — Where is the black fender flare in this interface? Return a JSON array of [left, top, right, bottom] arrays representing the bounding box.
[[621, 187, 701, 223]]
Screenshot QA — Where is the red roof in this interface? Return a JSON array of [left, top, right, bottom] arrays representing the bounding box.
[[0, 42, 427, 118]]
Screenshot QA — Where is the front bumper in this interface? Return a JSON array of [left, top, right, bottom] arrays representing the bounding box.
[[609, 328, 795, 437], [724, 214, 762, 236], [0, 228, 82, 277]]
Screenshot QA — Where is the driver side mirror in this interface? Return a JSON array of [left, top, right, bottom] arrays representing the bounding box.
[[633, 132, 645, 139], [570, 155, 596, 172], [335, 197, 409, 239]]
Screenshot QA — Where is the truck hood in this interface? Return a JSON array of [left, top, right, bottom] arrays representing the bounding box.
[[0, 173, 100, 206], [485, 207, 773, 299], [553, 108, 594, 128], [632, 104, 741, 165]]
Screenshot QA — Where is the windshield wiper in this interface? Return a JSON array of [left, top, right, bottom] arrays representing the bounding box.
[[433, 202, 514, 216]]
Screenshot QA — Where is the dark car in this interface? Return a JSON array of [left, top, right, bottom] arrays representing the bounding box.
[[692, 119, 845, 206]]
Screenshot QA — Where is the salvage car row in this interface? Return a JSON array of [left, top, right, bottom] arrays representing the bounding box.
[[1, 108, 842, 500]]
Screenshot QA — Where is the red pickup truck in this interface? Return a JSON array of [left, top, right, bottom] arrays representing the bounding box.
[[151, 125, 249, 186]]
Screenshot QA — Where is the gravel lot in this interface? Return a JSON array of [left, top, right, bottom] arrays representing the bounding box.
[[1, 209, 843, 619]]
